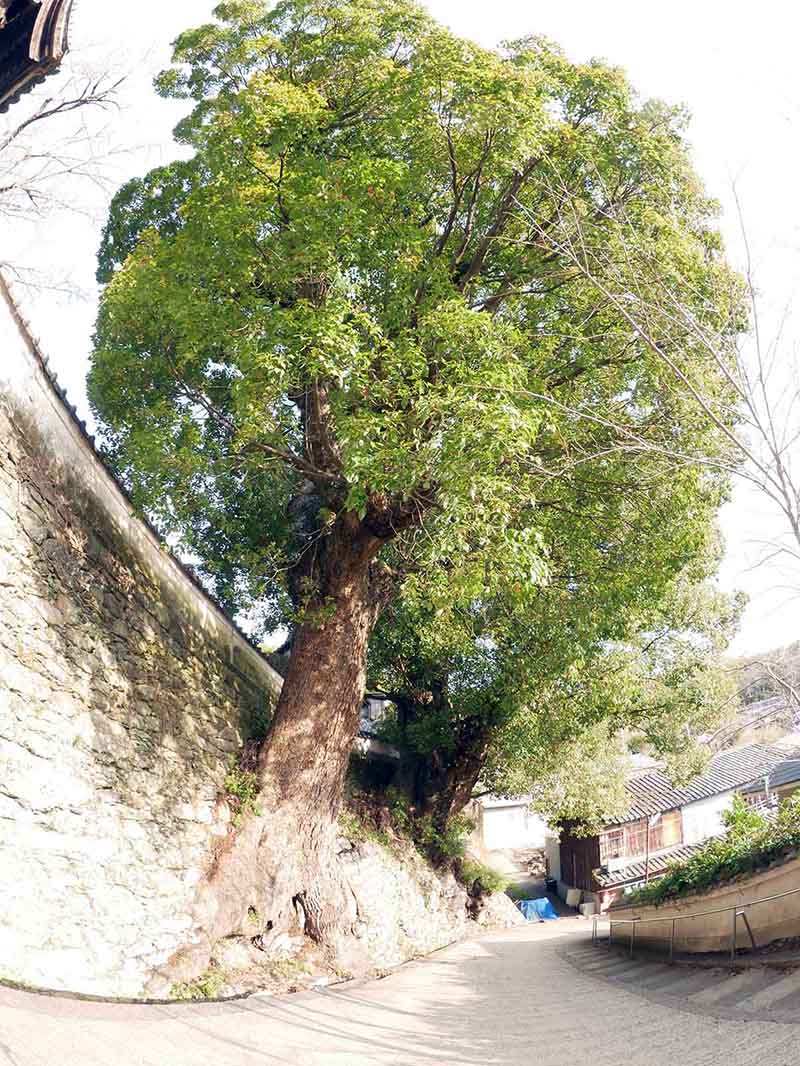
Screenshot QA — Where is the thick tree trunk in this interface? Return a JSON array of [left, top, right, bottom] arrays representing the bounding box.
[[395, 690, 496, 843], [179, 518, 386, 980], [415, 718, 495, 837], [259, 527, 380, 817]]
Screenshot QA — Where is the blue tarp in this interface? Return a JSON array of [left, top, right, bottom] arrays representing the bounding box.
[[517, 897, 559, 922]]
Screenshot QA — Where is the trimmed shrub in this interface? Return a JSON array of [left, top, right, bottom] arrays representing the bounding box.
[[458, 858, 510, 896]]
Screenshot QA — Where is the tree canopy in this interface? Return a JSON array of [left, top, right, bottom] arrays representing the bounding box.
[[90, 0, 744, 860], [91, 0, 739, 623]]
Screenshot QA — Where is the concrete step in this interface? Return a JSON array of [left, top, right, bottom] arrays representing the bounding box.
[[689, 969, 773, 1007], [568, 944, 608, 961], [566, 946, 667, 985], [563, 936, 800, 1022], [634, 965, 694, 991], [610, 963, 671, 984], [740, 970, 800, 1013], [651, 968, 730, 999], [579, 953, 641, 971], [585, 959, 653, 980], [578, 953, 637, 973], [755, 981, 800, 1018]]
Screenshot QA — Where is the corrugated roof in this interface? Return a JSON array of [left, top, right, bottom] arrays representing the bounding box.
[[607, 743, 797, 826], [595, 839, 713, 889], [741, 759, 800, 794]]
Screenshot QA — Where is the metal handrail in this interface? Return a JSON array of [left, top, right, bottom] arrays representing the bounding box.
[[591, 882, 800, 963], [600, 884, 800, 925]]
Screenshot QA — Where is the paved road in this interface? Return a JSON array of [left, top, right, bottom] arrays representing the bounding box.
[[2, 918, 800, 1066]]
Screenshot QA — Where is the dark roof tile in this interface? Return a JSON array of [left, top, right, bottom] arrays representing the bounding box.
[[595, 839, 714, 889], [606, 744, 798, 826], [741, 759, 800, 794], [0, 0, 74, 114]]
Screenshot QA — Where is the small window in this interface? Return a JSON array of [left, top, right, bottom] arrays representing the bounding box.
[[599, 828, 625, 862]]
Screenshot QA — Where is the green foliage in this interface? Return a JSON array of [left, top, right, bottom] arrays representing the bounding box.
[[458, 858, 509, 896], [417, 814, 475, 861], [224, 766, 261, 825], [504, 883, 528, 901], [337, 790, 399, 848], [516, 726, 633, 832], [89, 0, 744, 827], [386, 787, 473, 861], [372, 548, 742, 831], [384, 787, 413, 834], [625, 794, 800, 907], [264, 958, 309, 982], [337, 808, 370, 843], [90, 0, 741, 647], [721, 792, 768, 841], [171, 967, 227, 1000], [482, 563, 741, 817], [243, 692, 273, 744], [95, 160, 196, 286]]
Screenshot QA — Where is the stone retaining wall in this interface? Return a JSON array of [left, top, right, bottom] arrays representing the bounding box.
[[0, 285, 282, 995]]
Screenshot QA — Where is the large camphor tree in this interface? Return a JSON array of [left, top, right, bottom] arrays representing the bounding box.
[[90, 0, 742, 954]]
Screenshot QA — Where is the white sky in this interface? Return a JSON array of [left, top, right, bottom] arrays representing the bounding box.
[[7, 0, 800, 655]]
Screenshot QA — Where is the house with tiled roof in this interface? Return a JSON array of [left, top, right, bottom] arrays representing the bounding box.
[[553, 742, 799, 912]]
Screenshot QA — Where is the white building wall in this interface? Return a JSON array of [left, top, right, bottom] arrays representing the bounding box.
[[544, 832, 561, 882], [681, 790, 736, 845], [479, 802, 548, 850]]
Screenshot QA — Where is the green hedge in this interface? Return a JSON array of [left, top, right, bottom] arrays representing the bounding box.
[[622, 793, 800, 907]]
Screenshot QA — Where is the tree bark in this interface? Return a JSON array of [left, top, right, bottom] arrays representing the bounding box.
[[160, 447, 427, 987], [259, 521, 382, 815], [395, 690, 496, 843], [415, 717, 495, 837], [183, 515, 387, 972]]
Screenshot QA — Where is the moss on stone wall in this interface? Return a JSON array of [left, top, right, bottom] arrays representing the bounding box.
[[0, 395, 277, 996]]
